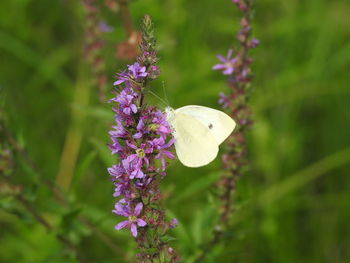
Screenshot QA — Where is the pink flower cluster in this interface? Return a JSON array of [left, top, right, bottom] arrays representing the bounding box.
[[108, 61, 175, 237]]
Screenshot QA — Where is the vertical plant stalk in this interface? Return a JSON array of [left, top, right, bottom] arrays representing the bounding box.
[[215, 0, 258, 231], [56, 0, 105, 192], [194, 1, 258, 262], [107, 15, 180, 263], [55, 64, 90, 192]]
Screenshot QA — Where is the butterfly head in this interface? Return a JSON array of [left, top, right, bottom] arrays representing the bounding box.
[[164, 106, 176, 129], [165, 106, 174, 118]]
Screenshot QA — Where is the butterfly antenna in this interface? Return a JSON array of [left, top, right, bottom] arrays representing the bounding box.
[[162, 81, 170, 105], [146, 90, 168, 107]]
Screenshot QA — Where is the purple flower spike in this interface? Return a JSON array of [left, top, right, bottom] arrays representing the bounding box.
[[213, 2, 259, 261], [114, 202, 147, 237], [107, 15, 179, 260], [213, 49, 238, 75]]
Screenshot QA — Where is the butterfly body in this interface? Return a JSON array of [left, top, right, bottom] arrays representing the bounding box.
[[165, 105, 236, 167]]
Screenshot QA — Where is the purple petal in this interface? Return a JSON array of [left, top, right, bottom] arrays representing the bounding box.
[[136, 119, 144, 130], [127, 154, 137, 163], [157, 125, 171, 134], [113, 201, 131, 217], [161, 157, 166, 170], [212, 64, 226, 70], [133, 132, 142, 139], [163, 138, 175, 148], [223, 67, 234, 75], [123, 107, 131, 115], [115, 220, 129, 230], [140, 72, 148, 77], [227, 49, 233, 58], [126, 141, 138, 150], [131, 104, 138, 113], [134, 169, 145, 179], [112, 207, 129, 217], [134, 202, 143, 217], [113, 79, 125, 86], [145, 147, 153, 154], [137, 219, 147, 227], [216, 55, 227, 63], [130, 223, 138, 237], [144, 157, 149, 166], [163, 150, 175, 159]]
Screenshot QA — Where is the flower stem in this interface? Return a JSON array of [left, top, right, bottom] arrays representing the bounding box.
[[194, 0, 258, 261]]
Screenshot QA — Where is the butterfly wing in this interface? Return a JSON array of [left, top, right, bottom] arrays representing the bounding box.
[[171, 112, 219, 167], [175, 105, 236, 144]]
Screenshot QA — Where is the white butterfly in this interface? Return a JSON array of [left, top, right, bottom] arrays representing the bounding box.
[[165, 105, 236, 167]]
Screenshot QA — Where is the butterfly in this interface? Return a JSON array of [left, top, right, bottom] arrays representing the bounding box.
[[165, 105, 236, 167]]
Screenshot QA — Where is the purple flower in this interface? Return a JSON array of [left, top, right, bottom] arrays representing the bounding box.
[[109, 121, 128, 138], [108, 164, 125, 179], [151, 137, 175, 170], [113, 71, 130, 86], [98, 20, 114, 32], [113, 181, 127, 197], [134, 176, 153, 189], [133, 118, 147, 139], [151, 110, 172, 137], [148, 65, 160, 79], [113, 88, 138, 115], [249, 38, 260, 48], [218, 92, 230, 108], [213, 49, 237, 75], [169, 218, 178, 229], [114, 202, 147, 237], [128, 62, 148, 79], [126, 141, 153, 168], [121, 158, 145, 179], [108, 138, 125, 155]]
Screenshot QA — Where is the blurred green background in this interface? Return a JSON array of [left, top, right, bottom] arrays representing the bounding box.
[[1, 0, 350, 262]]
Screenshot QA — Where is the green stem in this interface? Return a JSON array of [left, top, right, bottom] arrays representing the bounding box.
[[55, 62, 90, 192]]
